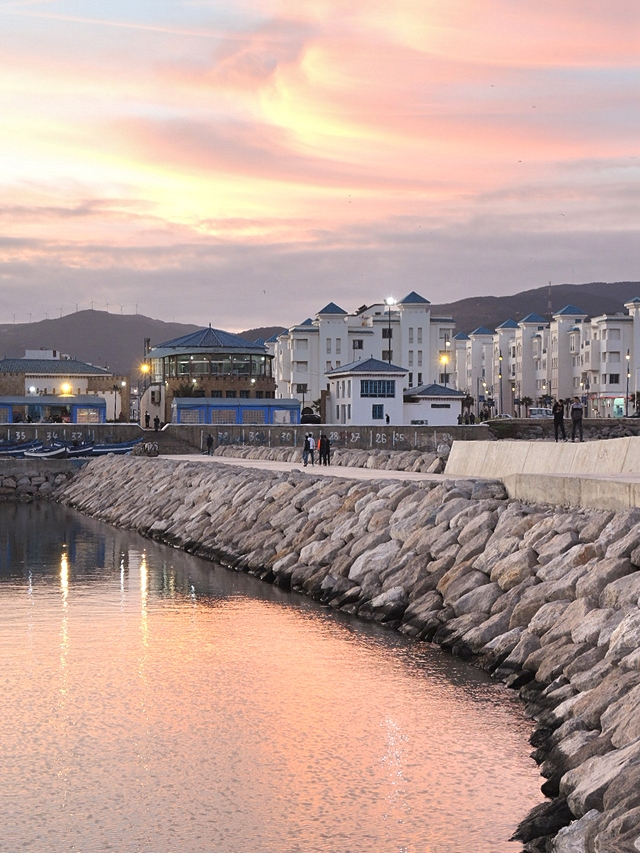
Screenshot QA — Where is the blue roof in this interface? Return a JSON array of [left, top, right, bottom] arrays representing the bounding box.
[[0, 358, 111, 375], [317, 302, 347, 315], [496, 319, 518, 329], [326, 357, 406, 376], [453, 332, 470, 341], [555, 304, 586, 316], [404, 383, 465, 398], [154, 326, 265, 351], [300, 318, 314, 326], [398, 291, 430, 305], [265, 333, 280, 343], [626, 297, 640, 304], [520, 313, 548, 324], [470, 326, 494, 336]]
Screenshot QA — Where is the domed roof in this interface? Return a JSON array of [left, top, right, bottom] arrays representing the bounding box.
[[150, 325, 267, 357]]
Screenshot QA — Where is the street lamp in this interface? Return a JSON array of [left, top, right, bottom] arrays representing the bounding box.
[[439, 353, 449, 387], [626, 350, 631, 417], [384, 297, 396, 364]]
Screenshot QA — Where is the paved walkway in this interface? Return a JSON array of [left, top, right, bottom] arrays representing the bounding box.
[[166, 453, 453, 483], [166, 452, 640, 510]]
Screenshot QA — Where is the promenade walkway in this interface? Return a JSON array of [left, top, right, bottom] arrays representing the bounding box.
[[169, 442, 640, 511], [167, 453, 452, 483]]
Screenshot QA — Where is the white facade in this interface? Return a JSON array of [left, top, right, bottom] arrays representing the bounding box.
[[403, 384, 465, 426], [269, 293, 454, 407], [326, 358, 407, 426], [453, 300, 640, 418]]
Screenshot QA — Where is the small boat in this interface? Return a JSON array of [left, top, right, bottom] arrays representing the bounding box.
[[91, 438, 144, 456], [63, 441, 95, 458], [0, 440, 44, 457], [23, 443, 68, 459]]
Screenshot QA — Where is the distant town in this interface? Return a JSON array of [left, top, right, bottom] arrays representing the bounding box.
[[2, 284, 640, 428]]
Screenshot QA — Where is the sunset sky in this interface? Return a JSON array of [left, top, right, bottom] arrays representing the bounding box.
[[1, 0, 638, 329]]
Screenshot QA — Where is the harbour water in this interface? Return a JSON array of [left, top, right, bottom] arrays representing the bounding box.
[[0, 502, 542, 853]]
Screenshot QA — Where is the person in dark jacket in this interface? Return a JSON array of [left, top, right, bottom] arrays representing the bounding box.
[[570, 397, 584, 442], [552, 399, 566, 442]]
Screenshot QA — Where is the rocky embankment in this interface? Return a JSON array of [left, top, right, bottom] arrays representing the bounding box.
[[0, 467, 75, 499], [213, 444, 449, 473], [56, 456, 640, 852]]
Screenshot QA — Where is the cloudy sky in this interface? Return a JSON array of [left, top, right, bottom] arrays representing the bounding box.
[[1, 0, 638, 330]]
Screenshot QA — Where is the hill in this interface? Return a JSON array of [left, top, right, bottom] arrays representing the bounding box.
[[431, 280, 640, 334], [0, 311, 200, 376]]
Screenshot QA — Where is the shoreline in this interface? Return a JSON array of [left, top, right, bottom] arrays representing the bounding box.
[[53, 455, 640, 851]]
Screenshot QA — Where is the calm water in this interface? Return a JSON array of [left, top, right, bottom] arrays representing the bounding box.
[[0, 503, 542, 853]]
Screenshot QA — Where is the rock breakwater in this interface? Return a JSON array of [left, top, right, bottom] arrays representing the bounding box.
[[56, 456, 640, 851], [213, 444, 449, 473]]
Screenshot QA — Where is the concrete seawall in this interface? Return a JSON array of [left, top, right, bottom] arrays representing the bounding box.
[[55, 456, 640, 851], [447, 437, 640, 511]]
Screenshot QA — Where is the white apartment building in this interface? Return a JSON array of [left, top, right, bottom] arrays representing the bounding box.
[[452, 299, 640, 418], [269, 292, 455, 408]]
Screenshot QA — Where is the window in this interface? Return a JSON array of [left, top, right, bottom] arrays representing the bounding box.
[[347, 379, 351, 397], [296, 361, 308, 373], [609, 329, 621, 340], [326, 361, 332, 371], [335, 338, 341, 354], [609, 351, 621, 363], [408, 327, 414, 344], [296, 383, 308, 394], [353, 339, 363, 350], [361, 380, 396, 397], [382, 350, 392, 362], [382, 327, 393, 339], [296, 338, 308, 350], [408, 372, 413, 387], [255, 391, 264, 399], [239, 390, 250, 398], [417, 327, 423, 344], [226, 390, 237, 398], [372, 404, 384, 419], [418, 350, 423, 367], [210, 390, 222, 398], [348, 404, 351, 419], [610, 374, 620, 384], [431, 403, 451, 409], [326, 338, 332, 354], [336, 405, 340, 419], [417, 373, 422, 385], [408, 350, 414, 367]]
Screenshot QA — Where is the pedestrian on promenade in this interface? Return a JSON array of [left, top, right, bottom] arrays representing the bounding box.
[[308, 433, 316, 465], [154, 415, 160, 432], [553, 399, 567, 442], [206, 433, 213, 455], [319, 434, 330, 465], [570, 396, 584, 442], [302, 433, 310, 467], [144, 411, 150, 428]]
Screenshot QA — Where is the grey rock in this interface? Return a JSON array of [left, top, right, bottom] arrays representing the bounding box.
[[491, 548, 539, 591], [529, 600, 573, 637], [536, 531, 580, 565], [474, 535, 522, 575], [578, 511, 615, 543], [607, 611, 640, 662], [574, 557, 634, 600], [599, 570, 640, 609], [455, 528, 493, 564], [348, 539, 401, 583], [600, 682, 640, 748], [605, 521, 640, 558], [551, 809, 601, 852], [461, 609, 512, 652], [453, 582, 502, 616], [560, 737, 640, 817], [542, 597, 598, 645]]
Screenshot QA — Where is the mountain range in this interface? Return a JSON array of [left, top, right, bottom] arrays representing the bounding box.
[[1, 280, 639, 376]]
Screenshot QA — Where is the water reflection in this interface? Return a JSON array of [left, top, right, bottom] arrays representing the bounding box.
[[0, 503, 542, 853]]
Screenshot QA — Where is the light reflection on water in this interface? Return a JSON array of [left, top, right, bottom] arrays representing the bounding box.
[[0, 503, 542, 853]]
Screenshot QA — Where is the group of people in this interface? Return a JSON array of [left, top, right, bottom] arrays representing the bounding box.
[[302, 433, 331, 466], [553, 397, 584, 442]]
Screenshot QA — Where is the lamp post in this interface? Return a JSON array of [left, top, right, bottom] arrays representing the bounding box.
[[384, 297, 396, 364], [626, 350, 631, 417]]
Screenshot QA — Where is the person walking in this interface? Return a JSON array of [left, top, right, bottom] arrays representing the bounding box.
[[153, 415, 160, 432], [570, 396, 584, 442], [144, 411, 150, 429], [319, 434, 331, 465], [552, 399, 567, 442], [206, 433, 214, 455], [302, 433, 310, 467], [308, 433, 316, 465]]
